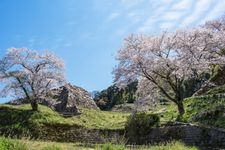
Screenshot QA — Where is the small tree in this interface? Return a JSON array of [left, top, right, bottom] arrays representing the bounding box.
[[0, 48, 65, 111], [125, 113, 159, 144], [114, 28, 225, 117]]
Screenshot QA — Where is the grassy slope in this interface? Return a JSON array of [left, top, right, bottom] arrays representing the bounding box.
[[0, 137, 199, 150], [1, 85, 224, 136], [1, 93, 224, 131], [183, 95, 225, 128], [0, 104, 129, 131], [1, 96, 224, 133], [183, 84, 225, 128], [155, 94, 225, 128], [206, 84, 225, 94]]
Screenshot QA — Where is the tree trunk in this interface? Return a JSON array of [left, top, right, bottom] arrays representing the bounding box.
[[31, 100, 38, 111], [177, 101, 185, 117]]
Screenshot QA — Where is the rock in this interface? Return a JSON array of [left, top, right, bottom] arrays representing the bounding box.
[[49, 84, 99, 113], [9, 83, 99, 115]]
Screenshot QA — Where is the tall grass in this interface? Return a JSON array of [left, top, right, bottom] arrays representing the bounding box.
[[96, 143, 125, 150], [0, 137, 199, 150], [0, 137, 28, 150], [95, 141, 199, 150], [144, 141, 199, 150], [0, 104, 129, 130], [41, 145, 62, 150]]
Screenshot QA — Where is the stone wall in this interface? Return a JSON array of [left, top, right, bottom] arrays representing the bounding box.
[[39, 123, 225, 148], [1, 122, 225, 148], [38, 123, 125, 144], [142, 124, 225, 148]]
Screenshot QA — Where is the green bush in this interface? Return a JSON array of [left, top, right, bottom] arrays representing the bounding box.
[[0, 137, 28, 150], [125, 112, 160, 144]]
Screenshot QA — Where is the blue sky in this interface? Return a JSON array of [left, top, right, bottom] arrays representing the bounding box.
[[0, 0, 225, 96]]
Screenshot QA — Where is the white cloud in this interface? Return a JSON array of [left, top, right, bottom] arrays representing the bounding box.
[[137, 17, 157, 33], [93, 0, 225, 35], [171, 0, 192, 10], [136, 0, 192, 33], [107, 12, 120, 22], [199, 1, 225, 24], [137, 3, 169, 32], [115, 28, 129, 37], [178, 0, 212, 28], [160, 21, 175, 30], [127, 12, 142, 24], [161, 0, 192, 21], [162, 10, 185, 21], [120, 0, 144, 8]]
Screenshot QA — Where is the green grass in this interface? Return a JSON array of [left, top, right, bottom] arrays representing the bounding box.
[[183, 95, 225, 128], [1, 93, 224, 144], [0, 137, 28, 150], [0, 137, 199, 150], [154, 104, 177, 123], [206, 84, 225, 95], [146, 94, 225, 128], [138, 141, 199, 150], [0, 104, 129, 130], [1, 93, 224, 132], [153, 95, 225, 128]]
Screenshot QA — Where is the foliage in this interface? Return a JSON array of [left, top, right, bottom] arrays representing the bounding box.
[[0, 48, 65, 111], [94, 81, 137, 110], [125, 112, 159, 144]]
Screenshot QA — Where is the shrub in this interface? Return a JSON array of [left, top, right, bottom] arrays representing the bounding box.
[[125, 112, 160, 144]]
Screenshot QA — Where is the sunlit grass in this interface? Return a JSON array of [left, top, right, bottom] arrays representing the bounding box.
[[0, 137, 199, 150], [0, 104, 129, 130]]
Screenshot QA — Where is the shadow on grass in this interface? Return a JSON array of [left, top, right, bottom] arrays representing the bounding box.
[[0, 106, 38, 138]]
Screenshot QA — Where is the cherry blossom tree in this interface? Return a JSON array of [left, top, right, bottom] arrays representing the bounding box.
[[114, 28, 225, 117], [0, 48, 65, 111], [204, 15, 225, 32]]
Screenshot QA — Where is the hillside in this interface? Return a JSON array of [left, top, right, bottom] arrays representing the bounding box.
[[0, 92, 225, 149], [1, 87, 225, 135], [154, 94, 225, 128], [0, 82, 225, 148], [0, 104, 128, 131]]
